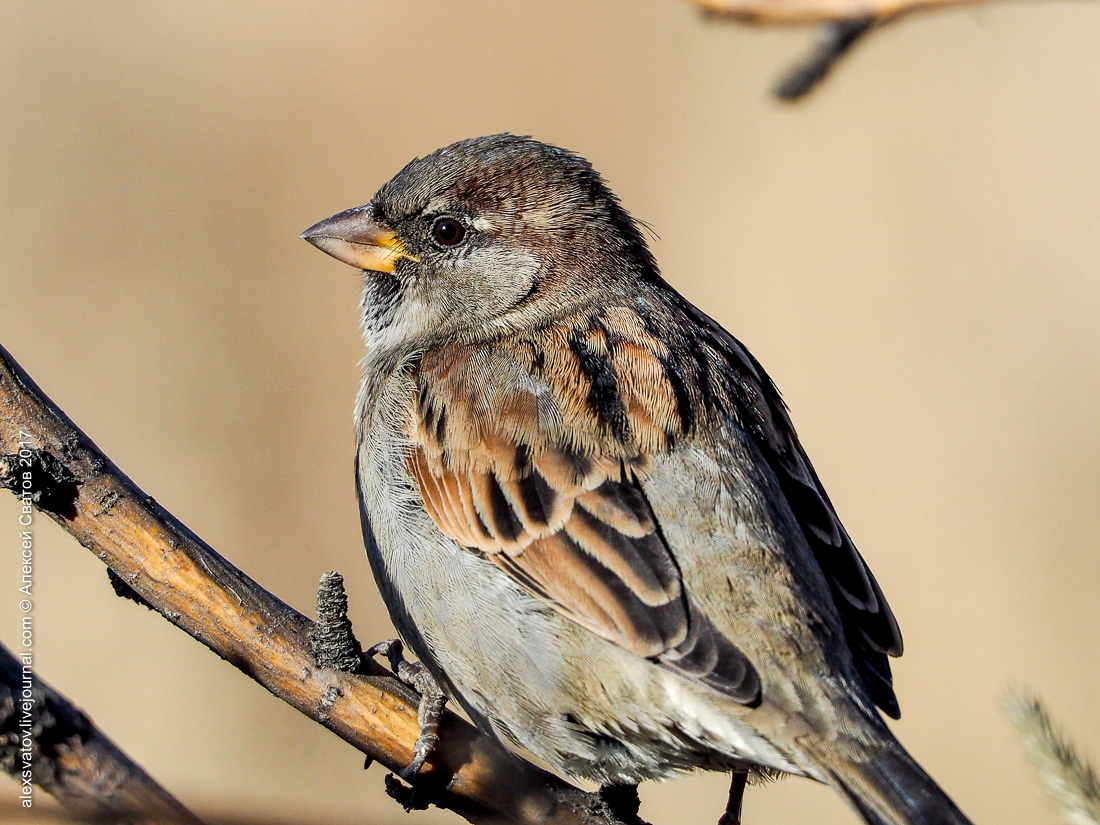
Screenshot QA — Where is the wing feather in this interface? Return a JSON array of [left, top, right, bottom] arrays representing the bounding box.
[[671, 298, 904, 716], [405, 345, 761, 706], [406, 300, 902, 718]]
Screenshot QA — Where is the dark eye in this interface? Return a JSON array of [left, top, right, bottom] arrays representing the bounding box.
[[431, 218, 466, 246]]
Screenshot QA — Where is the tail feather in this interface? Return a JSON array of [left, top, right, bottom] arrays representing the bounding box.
[[825, 743, 974, 825]]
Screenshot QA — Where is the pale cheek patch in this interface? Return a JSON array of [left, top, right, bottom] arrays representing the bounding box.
[[463, 248, 539, 309]]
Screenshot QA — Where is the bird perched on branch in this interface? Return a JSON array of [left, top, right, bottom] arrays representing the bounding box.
[[302, 134, 973, 825]]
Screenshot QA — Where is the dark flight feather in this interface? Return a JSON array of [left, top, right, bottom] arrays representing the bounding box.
[[665, 296, 904, 717]]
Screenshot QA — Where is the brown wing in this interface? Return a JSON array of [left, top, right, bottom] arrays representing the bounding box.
[[406, 341, 761, 705]]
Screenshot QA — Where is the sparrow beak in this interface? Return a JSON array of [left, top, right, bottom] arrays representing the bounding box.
[[300, 206, 420, 273]]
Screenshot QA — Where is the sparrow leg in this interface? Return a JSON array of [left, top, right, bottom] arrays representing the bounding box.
[[717, 769, 750, 825], [366, 639, 447, 779]]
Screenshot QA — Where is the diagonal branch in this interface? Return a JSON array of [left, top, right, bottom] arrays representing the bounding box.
[[0, 342, 633, 825], [0, 641, 203, 825], [689, 0, 1057, 100], [692, 0, 898, 101], [773, 16, 876, 100]]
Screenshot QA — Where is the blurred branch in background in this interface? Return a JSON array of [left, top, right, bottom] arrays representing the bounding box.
[[689, 0, 992, 99], [1006, 688, 1100, 825], [691, 0, 977, 26], [772, 17, 876, 99], [0, 342, 638, 825], [0, 642, 202, 825]]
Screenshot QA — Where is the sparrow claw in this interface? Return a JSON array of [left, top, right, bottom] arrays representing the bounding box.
[[367, 638, 447, 778], [366, 638, 407, 676], [398, 732, 434, 780]]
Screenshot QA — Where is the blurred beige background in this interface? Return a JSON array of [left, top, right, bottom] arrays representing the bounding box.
[[1, 1, 1098, 823]]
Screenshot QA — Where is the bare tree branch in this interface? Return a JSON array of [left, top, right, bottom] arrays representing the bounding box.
[[0, 342, 635, 825], [774, 17, 876, 99], [691, 0, 974, 26], [0, 641, 202, 824], [690, 0, 1021, 100]]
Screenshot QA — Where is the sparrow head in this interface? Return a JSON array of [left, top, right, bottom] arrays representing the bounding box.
[[301, 134, 661, 348]]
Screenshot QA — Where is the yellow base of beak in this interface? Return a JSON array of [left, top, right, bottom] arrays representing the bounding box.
[[301, 207, 419, 273]]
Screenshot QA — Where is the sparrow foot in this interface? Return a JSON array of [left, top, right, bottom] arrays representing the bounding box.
[[716, 769, 750, 825], [366, 638, 447, 779]]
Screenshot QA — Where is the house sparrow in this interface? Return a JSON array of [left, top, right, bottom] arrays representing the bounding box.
[[302, 134, 973, 825]]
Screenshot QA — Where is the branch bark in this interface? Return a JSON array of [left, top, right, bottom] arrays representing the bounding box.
[[0, 642, 202, 824], [773, 17, 876, 99], [691, 0, 981, 25], [0, 342, 633, 825], [688, 0, 1006, 100]]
